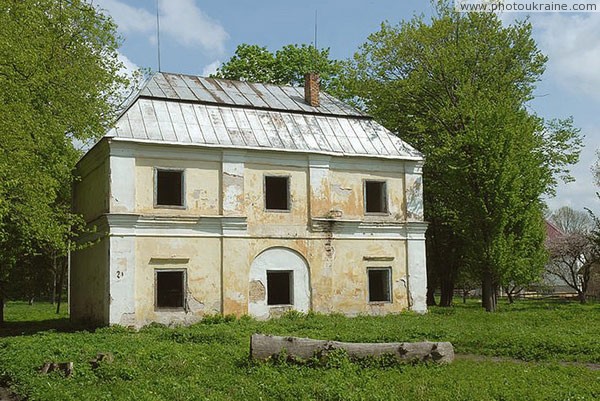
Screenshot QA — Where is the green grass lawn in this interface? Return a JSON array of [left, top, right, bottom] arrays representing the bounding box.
[[1, 300, 599, 400]]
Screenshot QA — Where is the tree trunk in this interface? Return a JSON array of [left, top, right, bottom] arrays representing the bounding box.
[[439, 278, 454, 307], [505, 287, 514, 304], [51, 252, 57, 305], [482, 271, 497, 312], [56, 259, 65, 315], [0, 288, 4, 327], [250, 334, 455, 364], [426, 286, 437, 306], [578, 291, 587, 304]]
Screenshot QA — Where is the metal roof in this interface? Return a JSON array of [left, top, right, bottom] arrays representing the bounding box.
[[108, 72, 422, 160], [139, 72, 368, 118]]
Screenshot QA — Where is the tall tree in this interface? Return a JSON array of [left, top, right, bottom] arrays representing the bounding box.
[[342, 2, 581, 311], [550, 206, 594, 235], [213, 43, 342, 91], [0, 0, 128, 324], [546, 231, 595, 303]]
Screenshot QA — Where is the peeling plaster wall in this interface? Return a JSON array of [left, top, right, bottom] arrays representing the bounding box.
[[309, 239, 408, 315], [244, 163, 309, 237], [73, 138, 427, 326], [70, 238, 109, 325], [222, 237, 250, 316], [133, 236, 222, 326], [219, 238, 409, 319], [405, 163, 424, 221], [135, 158, 220, 216], [326, 169, 405, 220]]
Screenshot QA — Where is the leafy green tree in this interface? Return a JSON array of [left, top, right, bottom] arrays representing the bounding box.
[[342, 3, 581, 311], [213, 43, 342, 91], [0, 0, 128, 324]]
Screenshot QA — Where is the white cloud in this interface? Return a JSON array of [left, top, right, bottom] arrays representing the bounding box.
[[160, 0, 228, 53], [533, 13, 600, 100], [95, 0, 228, 54], [95, 0, 155, 33], [202, 60, 221, 77], [117, 51, 139, 78]]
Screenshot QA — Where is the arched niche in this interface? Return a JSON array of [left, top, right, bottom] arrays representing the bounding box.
[[248, 247, 310, 319]]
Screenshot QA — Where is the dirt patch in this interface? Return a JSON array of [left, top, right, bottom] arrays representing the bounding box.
[[0, 387, 18, 401]]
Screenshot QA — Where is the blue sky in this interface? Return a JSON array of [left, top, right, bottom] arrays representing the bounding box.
[[93, 0, 600, 214]]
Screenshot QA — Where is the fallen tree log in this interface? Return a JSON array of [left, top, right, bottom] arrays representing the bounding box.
[[250, 334, 454, 364]]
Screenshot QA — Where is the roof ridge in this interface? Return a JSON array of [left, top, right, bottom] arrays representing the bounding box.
[[135, 71, 369, 118]]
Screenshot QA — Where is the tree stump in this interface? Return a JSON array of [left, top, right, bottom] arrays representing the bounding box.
[[250, 334, 454, 364], [39, 362, 74, 377], [89, 352, 114, 370]]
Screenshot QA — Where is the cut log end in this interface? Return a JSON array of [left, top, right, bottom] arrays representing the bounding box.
[[250, 334, 454, 364]]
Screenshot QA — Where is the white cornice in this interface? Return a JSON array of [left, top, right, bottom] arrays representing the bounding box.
[[108, 137, 424, 162], [311, 218, 428, 239], [78, 214, 427, 240], [81, 214, 248, 238]]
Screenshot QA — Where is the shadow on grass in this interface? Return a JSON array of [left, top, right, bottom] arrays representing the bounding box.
[[0, 318, 91, 337], [449, 296, 594, 313]]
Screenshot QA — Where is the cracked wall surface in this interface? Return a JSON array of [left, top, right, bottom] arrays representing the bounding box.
[[71, 140, 427, 326]]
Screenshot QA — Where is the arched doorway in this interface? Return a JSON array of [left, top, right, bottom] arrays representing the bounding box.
[[248, 247, 310, 319]]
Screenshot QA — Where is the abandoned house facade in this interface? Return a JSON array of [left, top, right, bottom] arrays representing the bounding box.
[[71, 72, 427, 327]]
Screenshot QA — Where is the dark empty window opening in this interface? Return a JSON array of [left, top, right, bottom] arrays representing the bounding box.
[[368, 268, 391, 302], [156, 169, 183, 207], [267, 271, 293, 305], [156, 270, 185, 309], [365, 181, 387, 213], [265, 176, 289, 211]]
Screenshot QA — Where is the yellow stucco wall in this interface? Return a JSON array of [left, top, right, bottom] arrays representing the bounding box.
[[121, 235, 408, 322], [244, 163, 309, 236], [129, 152, 412, 321], [72, 140, 422, 326], [221, 237, 408, 318], [322, 239, 408, 314], [326, 169, 405, 220], [133, 236, 222, 326], [135, 157, 221, 216]]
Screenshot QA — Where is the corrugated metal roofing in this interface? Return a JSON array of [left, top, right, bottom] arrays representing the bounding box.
[[109, 72, 422, 160], [140, 72, 368, 118]]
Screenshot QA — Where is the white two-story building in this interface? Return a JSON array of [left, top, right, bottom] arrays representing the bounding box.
[[71, 72, 427, 327]]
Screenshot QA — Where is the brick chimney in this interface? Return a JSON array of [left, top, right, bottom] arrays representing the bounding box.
[[304, 73, 320, 107]]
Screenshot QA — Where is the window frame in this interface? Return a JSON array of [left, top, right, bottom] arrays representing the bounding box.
[[154, 167, 186, 209], [363, 179, 389, 215], [264, 175, 291, 212], [154, 269, 187, 311], [367, 267, 393, 303], [266, 270, 294, 306]]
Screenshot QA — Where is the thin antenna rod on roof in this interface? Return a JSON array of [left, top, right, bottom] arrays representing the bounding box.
[[314, 10, 318, 50], [156, 0, 162, 72], [311, 9, 318, 72]]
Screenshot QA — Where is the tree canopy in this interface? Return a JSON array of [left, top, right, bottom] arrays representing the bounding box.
[[342, 4, 582, 311], [0, 0, 128, 322], [212, 43, 342, 91], [550, 206, 594, 235]]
